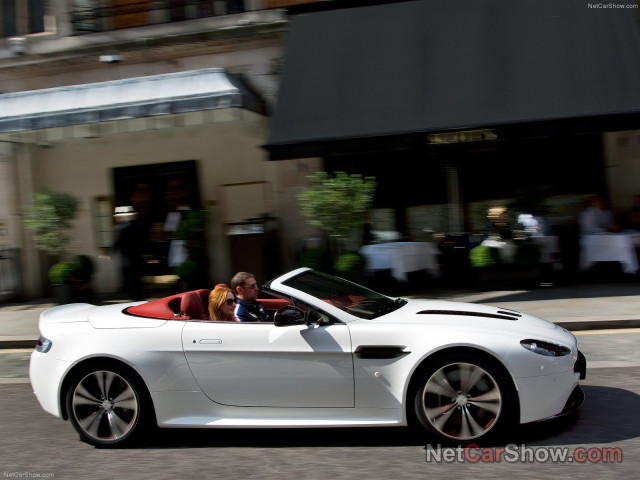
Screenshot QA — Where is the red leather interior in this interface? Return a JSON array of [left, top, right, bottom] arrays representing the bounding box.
[[258, 298, 293, 312], [127, 289, 211, 320], [126, 290, 289, 320]]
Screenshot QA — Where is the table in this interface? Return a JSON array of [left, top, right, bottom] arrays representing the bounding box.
[[480, 236, 559, 264], [579, 231, 640, 274], [532, 235, 560, 264], [360, 242, 441, 282]]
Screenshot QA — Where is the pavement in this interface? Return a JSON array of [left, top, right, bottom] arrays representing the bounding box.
[[1, 280, 640, 349]]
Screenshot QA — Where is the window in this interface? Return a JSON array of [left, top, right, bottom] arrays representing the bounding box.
[[93, 196, 115, 249], [1, 0, 45, 38]]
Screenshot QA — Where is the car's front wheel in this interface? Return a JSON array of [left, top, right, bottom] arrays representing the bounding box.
[[412, 353, 516, 444], [66, 363, 151, 447]]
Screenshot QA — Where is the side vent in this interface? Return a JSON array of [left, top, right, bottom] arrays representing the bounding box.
[[417, 310, 520, 321]]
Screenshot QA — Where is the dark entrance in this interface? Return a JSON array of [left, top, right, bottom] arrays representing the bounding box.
[[113, 160, 201, 276]]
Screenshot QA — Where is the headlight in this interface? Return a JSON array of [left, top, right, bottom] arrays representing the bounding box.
[[35, 336, 52, 353], [520, 339, 571, 357]]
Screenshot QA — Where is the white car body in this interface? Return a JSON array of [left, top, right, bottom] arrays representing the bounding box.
[[30, 268, 585, 446]]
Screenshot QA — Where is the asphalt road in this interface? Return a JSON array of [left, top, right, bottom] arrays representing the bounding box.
[[0, 330, 638, 479]]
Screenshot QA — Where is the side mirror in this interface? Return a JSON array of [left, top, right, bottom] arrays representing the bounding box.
[[274, 306, 306, 327]]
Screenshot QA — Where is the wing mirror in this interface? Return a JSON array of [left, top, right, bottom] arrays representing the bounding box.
[[274, 306, 307, 327]]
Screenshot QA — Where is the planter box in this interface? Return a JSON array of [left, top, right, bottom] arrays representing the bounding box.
[[53, 282, 93, 305], [474, 265, 542, 290]]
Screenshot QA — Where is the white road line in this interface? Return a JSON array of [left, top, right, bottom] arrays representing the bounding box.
[[574, 328, 640, 335]]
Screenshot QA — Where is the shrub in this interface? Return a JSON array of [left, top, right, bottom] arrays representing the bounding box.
[[334, 252, 366, 274], [469, 245, 502, 268], [49, 262, 81, 285], [23, 192, 80, 257], [297, 171, 376, 239], [176, 260, 203, 280], [74, 255, 95, 282], [48, 256, 95, 284], [299, 248, 331, 271]]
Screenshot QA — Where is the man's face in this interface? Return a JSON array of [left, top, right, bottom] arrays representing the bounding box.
[[237, 277, 259, 302]]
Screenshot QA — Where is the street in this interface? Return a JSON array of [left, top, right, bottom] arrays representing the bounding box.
[[0, 330, 638, 479]]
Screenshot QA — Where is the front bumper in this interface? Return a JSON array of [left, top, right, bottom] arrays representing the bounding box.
[[575, 350, 587, 380]]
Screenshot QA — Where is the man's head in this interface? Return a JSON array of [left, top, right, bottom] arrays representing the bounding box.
[[231, 271, 259, 302]]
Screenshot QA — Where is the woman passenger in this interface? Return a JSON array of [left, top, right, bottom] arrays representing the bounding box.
[[208, 286, 237, 321]]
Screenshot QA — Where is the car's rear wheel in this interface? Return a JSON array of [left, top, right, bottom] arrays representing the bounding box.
[[66, 363, 151, 447], [412, 353, 516, 444]]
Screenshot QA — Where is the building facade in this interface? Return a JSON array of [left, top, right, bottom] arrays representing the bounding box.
[[0, 0, 322, 298], [2, 0, 640, 300]]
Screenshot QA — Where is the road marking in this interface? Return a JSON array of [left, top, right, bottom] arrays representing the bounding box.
[[0, 378, 30, 384], [574, 328, 640, 335]]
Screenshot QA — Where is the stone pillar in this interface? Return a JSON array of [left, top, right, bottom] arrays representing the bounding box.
[[13, 142, 44, 298]]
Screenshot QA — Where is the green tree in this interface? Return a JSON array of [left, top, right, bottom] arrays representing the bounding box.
[[298, 171, 376, 239], [23, 192, 80, 258]]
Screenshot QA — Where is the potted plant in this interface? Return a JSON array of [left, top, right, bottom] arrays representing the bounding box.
[[470, 239, 542, 290], [22, 192, 95, 303], [297, 171, 376, 270], [46, 255, 95, 303], [334, 251, 367, 283]]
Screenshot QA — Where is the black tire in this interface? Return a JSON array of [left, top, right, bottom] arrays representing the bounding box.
[[411, 352, 517, 445], [65, 362, 152, 447]]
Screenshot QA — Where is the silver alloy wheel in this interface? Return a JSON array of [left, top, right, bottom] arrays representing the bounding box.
[[420, 362, 502, 441], [70, 370, 139, 443]]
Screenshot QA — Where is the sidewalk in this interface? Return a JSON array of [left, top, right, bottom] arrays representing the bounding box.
[[1, 282, 640, 349]]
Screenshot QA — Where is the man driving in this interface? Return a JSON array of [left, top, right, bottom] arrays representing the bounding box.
[[231, 271, 270, 322]]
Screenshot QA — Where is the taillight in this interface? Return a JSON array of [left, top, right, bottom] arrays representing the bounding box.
[[35, 336, 52, 353]]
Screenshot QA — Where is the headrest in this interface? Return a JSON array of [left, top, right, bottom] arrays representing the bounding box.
[[180, 291, 207, 320]]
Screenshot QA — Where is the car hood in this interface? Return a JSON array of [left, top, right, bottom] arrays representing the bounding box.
[[393, 298, 559, 332]]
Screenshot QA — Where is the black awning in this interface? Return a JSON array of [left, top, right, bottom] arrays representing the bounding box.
[[265, 0, 640, 160]]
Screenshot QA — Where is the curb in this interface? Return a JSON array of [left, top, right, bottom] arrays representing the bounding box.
[[0, 338, 37, 349], [555, 319, 640, 331]]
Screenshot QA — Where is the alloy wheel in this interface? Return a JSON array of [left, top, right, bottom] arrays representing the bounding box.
[[70, 369, 140, 444], [419, 362, 502, 441]]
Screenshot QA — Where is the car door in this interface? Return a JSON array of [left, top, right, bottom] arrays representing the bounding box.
[[182, 319, 354, 408]]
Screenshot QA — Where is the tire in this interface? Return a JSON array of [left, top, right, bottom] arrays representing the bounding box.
[[411, 352, 516, 445], [65, 363, 152, 447]]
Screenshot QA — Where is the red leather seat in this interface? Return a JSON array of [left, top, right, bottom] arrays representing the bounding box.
[[180, 291, 208, 320]]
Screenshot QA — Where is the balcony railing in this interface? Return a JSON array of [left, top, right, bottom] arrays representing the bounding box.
[[70, 0, 323, 33]]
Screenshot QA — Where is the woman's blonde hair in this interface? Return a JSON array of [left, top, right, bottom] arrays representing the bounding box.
[[208, 286, 235, 321]]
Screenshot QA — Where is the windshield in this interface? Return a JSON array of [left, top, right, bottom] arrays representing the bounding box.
[[281, 270, 405, 319]]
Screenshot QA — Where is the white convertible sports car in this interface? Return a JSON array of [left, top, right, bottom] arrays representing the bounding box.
[[30, 268, 586, 447]]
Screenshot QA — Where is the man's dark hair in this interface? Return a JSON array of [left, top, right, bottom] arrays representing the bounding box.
[[231, 271, 254, 290]]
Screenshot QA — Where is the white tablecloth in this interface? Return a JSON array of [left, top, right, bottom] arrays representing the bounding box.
[[579, 232, 640, 274], [360, 242, 441, 282], [481, 236, 559, 264]]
